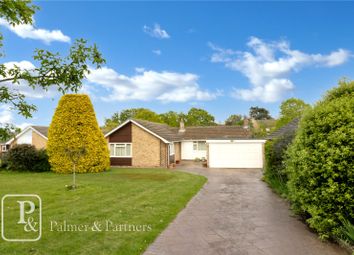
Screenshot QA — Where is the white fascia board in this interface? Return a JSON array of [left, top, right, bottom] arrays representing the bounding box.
[[104, 119, 131, 138], [206, 139, 266, 144], [104, 119, 170, 144], [6, 126, 33, 145]]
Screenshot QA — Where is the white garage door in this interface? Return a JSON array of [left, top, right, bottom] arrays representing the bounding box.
[[208, 141, 264, 168]]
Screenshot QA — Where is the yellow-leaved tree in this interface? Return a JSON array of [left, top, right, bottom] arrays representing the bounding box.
[[47, 94, 110, 173]]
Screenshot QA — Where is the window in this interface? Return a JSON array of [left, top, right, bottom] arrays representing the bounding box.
[[169, 143, 175, 155], [1, 145, 7, 152], [193, 141, 207, 151], [109, 143, 132, 157]]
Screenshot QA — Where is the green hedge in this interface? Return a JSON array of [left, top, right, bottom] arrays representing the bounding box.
[[264, 131, 295, 196], [3, 144, 51, 172], [285, 81, 354, 239]]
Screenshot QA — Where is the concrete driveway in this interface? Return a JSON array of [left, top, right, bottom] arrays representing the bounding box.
[[145, 162, 348, 255]]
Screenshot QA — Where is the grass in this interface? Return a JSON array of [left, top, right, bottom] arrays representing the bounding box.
[[0, 168, 206, 255], [263, 174, 288, 198]]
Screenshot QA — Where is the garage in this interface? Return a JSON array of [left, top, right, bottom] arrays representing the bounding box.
[[207, 140, 266, 168]]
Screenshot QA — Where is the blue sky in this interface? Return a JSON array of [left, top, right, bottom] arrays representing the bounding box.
[[1, 1, 354, 127]]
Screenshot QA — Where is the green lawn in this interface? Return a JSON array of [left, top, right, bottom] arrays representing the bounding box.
[[0, 168, 206, 255]]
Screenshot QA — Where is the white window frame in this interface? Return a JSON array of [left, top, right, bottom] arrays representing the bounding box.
[[169, 143, 175, 155], [109, 143, 132, 158], [1, 145, 7, 152], [193, 141, 207, 151]]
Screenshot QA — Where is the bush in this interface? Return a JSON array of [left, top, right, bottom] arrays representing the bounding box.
[[47, 94, 110, 173], [285, 81, 354, 239], [341, 219, 354, 245], [5, 144, 50, 172], [264, 131, 295, 196]]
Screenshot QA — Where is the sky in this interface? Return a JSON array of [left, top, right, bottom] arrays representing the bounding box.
[[1, 1, 354, 127]]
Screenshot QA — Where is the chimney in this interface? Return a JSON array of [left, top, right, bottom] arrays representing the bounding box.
[[243, 117, 249, 129], [179, 119, 186, 133]]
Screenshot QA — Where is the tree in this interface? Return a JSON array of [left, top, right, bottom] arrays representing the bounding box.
[[225, 114, 243, 126], [103, 108, 162, 130], [249, 106, 272, 120], [276, 98, 310, 129], [64, 146, 87, 190], [185, 108, 216, 126], [47, 94, 110, 173], [103, 112, 120, 132], [285, 80, 354, 239], [0, 123, 20, 142], [0, 1, 105, 117], [159, 111, 181, 127]]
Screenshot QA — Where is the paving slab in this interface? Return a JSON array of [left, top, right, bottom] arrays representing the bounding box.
[[144, 161, 348, 255]]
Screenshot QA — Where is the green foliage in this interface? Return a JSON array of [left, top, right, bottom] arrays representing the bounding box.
[[159, 111, 181, 127], [341, 219, 354, 245], [0, 0, 38, 51], [249, 106, 272, 120], [5, 144, 50, 172], [0, 1, 105, 118], [323, 78, 354, 102], [185, 107, 216, 126], [47, 94, 110, 173], [0, 123, 20, 142], [264, 131, 295, 196], [103, 107, 216, 129], [225, 114, 243, 126], [104, 108, 163, 131], [0, 39, 105, 118], [276, 98, 310, 129], [285, 81, 354, 239]]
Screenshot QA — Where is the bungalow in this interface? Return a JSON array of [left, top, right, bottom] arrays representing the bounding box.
[[105, 119, 266, 169], [4, 120, 267, 169], [4, 125, 48, 152]]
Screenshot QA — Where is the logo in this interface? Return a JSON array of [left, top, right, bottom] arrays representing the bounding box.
[[1, 194, 42, 242]]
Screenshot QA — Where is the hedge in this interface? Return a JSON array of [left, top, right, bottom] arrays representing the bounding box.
[[3, 144, 51, 172], [264, 131, 295, 196], [47, 94, 110, 173], [285, 81, 354, 239]]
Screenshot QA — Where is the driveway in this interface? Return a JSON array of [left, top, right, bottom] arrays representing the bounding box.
[[145, 162, 348, 255]]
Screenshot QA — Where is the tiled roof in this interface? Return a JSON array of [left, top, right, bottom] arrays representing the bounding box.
[[132, 119, 251, 142], [132, 119, 180, 141], [31, 126, 49, 138], [180, 126, 251, 140], [266, 118, 299, 140]]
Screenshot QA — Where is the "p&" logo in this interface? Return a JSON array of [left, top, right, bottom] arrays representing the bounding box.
[[1, 194, 42, 242]]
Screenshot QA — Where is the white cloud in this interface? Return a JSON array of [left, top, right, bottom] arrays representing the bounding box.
[[0, 105, 13, 124], [2, 61, 57, 98], [87, 67, 220, 102], [152, 49, 162, 56], [0, 18, 70, 44], [16, 122, 34, 130], [143, 24, 170, 39], [210, 37, 351, 102]]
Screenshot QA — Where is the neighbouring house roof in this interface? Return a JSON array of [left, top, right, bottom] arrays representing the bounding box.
[[267, 118, 300, 140], [31, 126, 49, 138], [105, 119, 252, 143], [6, 125, 48, 145], [179, 126, 251, 140]]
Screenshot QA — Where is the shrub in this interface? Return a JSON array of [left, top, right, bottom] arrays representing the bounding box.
[[5, 144, 50, 172], [341, 219, 354, 245], [47, 94, 110, 173], [33, 149, 51, 172], [285, 81, 354, 239], [264, 131, 295, 196]]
